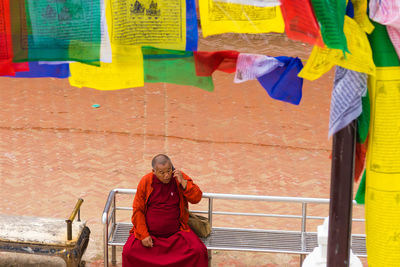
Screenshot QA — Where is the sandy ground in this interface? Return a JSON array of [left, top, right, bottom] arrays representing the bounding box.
[[0, 34, 366, 266]]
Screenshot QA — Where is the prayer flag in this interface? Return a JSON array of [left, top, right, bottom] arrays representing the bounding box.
[[69, 45, 144, 90], [354, 142, 367, 183], [108, 0, 198, 51], [328, 67, 367, 137], [143, 47, 214, 91], [310, 0, 348, 53], [12, 62, 29, 72], [234, 53, 283, 83], [367, 22, 400, 67], [357, 90, 370, 144], [369, 0, 400, 28], [355, 170, 366, 204], [256, 56, 303, 105], [9, 0, 28, 62], [369, 0, 400, 60], [387, 28, 400, 61], [199, 0, 284, 37], [15, 0, 104, 64], [212, 0, 280, 7], [280, 0, 324, 47], [299, 16, 375, 80], [194, 51, 239, 76], [352, 0, 374, 33], [364, 18, 400, 266], [365, 66, 400, 267], [69, 1, 145, 90], [0, 0, 27, 75], [0, 0, 14, 75], [10, 62, 69, 78]]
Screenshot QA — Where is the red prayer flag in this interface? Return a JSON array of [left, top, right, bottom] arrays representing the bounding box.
[[12, 62, 29, 72], [0, 0, 15, 75], [194, 51, 239, 76], [280, 0, 324, 47], [354, 139, 367, 183]]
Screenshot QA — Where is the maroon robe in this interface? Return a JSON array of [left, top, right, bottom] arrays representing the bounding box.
[[122, 176, 208, 267]]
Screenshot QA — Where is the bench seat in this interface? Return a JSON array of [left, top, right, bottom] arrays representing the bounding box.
[[102, 189, 367, 266], [109, 222, 367, 257]]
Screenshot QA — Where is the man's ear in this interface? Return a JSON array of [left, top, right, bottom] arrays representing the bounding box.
[[152, 169, 155, 173]]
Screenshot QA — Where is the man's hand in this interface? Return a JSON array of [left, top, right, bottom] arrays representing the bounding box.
[[173, 169, 187, 190], [141, 236, 153, 248]]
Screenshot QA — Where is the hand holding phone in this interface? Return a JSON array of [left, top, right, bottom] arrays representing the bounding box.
[[172, 165, 187, 190]]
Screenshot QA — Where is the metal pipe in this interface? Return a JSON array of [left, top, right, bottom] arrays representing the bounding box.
[[102, 189, 362, 216], [193, 210, 304, 219], [327, 121, 356, 267], [203, 194, 330, 203], [300, 203, 307, 266], [66, 220, 72, 240], [208, 198, 214, 264], [112, 194, 117, 266], [208, 198, 213, 228], [104, 223, 109, 267], [66, 198, 84, 241], [68, 198, 84, 222], [102, 190, 117, 224], [301, 203, 307, 250]]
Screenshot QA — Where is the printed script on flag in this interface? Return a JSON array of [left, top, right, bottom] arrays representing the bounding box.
[[109, 0, 187, 50], [199, 0, 284, 37]]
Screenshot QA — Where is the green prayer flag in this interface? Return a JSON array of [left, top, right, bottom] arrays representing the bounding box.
[[310, 0, 349, 54], [367, 21, 400, 67], [357, 90, 370, 144], [143, 47, 214, 92], [355, 170, 366, 204], [13, 0, 102, 63], [9, 0, 29, 61]]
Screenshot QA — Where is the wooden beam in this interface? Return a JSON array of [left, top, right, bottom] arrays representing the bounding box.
[[327, 121, 357, 267]]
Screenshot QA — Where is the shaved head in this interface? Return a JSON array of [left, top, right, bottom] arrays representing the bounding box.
[[151, 154, 171, 169]]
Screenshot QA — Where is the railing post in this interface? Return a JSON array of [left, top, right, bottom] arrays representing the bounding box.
[[208, 197, 214, 266], [66, 198, 84, 241], [66, 220, 72, 241], [300, 202, 307, 266], [208, 197, 213, 228], [112, 194, 117, 266], [104, 223, 109, 267]]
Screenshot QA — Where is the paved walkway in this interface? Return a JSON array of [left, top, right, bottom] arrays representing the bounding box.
[[0, 35, 365, 266]]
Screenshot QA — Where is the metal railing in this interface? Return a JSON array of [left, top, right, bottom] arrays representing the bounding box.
[[66, 198, 84, 241], [102, 189, 365, 266]]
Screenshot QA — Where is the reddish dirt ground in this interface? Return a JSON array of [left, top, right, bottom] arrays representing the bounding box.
[[0, 34, 365, 266]]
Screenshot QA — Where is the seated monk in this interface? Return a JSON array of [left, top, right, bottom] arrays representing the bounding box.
[[122, 154, 209, 267]]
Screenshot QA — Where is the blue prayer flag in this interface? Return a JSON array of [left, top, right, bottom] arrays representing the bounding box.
[[256, 56, 303, 105], [11, 62, 69, 78]]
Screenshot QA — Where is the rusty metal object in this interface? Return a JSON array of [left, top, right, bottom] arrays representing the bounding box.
[[0, 226, 90, 267], [67, 198, 84, 241]]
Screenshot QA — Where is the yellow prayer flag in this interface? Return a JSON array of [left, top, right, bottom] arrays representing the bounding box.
[[299, 16, 375, 80], [69, 45, 144, 90], [199, 0, 284, 37], [352, 0, 374, 34], [108, 0, 187, 51], [69, 1, 145, 90], [366, 67, 400, 266]]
